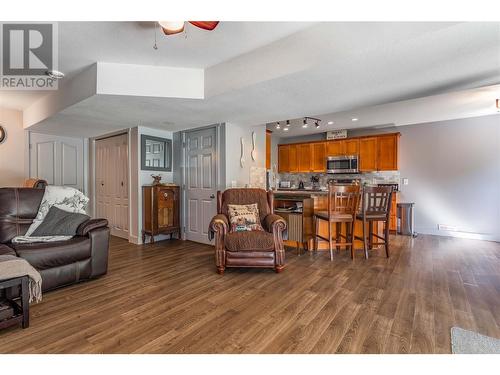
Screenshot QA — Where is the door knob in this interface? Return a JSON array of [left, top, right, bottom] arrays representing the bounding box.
[[210, 194, 215, 199]]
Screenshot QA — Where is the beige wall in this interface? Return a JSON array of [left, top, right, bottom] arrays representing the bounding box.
[[0, 108, 25, 187]]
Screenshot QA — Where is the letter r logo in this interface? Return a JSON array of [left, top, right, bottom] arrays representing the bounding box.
[[2, 23, 53, 76]]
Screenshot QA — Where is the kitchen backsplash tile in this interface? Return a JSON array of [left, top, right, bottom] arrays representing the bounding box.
[[275, 171, 400, 189]]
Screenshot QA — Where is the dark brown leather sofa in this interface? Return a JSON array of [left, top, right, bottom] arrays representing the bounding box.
[[208, 188, 287, 274], [0, 188, 110, 292]]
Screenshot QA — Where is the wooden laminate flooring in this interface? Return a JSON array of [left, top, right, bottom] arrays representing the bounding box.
[[0, 234, 499, 353]]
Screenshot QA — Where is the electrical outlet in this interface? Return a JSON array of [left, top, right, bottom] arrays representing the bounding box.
[[402, 178, 409, 185], [438, 224, 458, 232]]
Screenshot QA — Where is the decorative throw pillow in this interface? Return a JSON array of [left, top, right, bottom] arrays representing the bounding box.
[[31, 206, 90, 236], [227, 203, 263, 232], [24, 186, 89, 237]]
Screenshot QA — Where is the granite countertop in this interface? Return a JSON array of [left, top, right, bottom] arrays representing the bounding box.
[[274, 189, 328, 196]]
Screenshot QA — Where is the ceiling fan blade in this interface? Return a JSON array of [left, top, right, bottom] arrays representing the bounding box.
[[188, 21, 219, 31]]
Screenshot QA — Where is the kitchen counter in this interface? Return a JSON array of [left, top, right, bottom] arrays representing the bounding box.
[[274, 189, 328, 196]]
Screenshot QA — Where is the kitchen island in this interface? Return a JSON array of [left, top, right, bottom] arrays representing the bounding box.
[[274, 188, 397, 254]]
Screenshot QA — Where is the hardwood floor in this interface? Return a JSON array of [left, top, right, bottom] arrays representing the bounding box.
[[0, 234, 499, 353]]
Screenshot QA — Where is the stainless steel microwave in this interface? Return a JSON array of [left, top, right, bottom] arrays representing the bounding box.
[[326, 155, 359, 174]]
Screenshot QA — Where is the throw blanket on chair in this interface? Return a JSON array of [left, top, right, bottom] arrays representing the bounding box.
[[12, 186, 89, 244], [0, 255, 42, 303]]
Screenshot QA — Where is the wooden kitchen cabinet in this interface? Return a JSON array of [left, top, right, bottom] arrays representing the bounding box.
[[389, 193, 398, 232], [288, 144, 298, 172], [377, 134, 399, 171], [326, 140, 344, 156], [326, 139, 359, 157], [359, 137, 378, 171], [297, 143, 312, 172], [277, 133, 399, 173], [278, 145, 289, 173], [311, 142, 326, 172], [344, 139, 359, 155]]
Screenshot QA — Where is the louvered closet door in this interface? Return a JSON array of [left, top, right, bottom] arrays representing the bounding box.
[[95, 134, 129, 239]]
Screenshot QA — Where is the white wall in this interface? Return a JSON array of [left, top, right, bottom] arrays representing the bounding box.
[[269, 114, 500, 242], [398, 114, 500, 242], [224, 123, 266, 188], [0, 108, 26, 187]]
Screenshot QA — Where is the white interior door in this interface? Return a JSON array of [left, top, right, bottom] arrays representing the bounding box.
[[29, 132, 84, 191], [185, 127, 217, 244], [95, 134, 129, 239]]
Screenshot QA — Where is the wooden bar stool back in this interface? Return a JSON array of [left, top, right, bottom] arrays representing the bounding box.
[[355, 185, 394, 259], [313, 184, 361, 261]]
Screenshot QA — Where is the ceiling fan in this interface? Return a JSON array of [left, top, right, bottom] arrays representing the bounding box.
[[158, 21, 219, 35]]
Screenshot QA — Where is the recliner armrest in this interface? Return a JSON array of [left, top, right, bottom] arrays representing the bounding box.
[[76, 218, 109, 237], [262, 214, 286, 233], [208, 214, 228, 241]]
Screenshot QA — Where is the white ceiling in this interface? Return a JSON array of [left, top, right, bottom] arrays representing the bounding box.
[[268, 84, 500, 137], [0, 21, 313, 110], [2, 22, 500, 137]]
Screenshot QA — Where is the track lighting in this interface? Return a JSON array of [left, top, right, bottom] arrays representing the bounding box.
[[276, 122, 280, 129], [315, 121, 320, 128], [302, 118, 308, 128]]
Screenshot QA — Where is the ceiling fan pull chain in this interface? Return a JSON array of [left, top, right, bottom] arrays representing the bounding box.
[[153, 21, 158, 50]]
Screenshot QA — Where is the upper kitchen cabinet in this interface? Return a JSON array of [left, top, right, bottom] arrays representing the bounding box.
[[278, 144, 290, 173], [277, 132, 399, 173], [288, 144, 298, 172], [266, 130, 272, 170], [344, 139, 360, 155], [359, 137, 378, 171], [297, 143, 312, 172], [327, 139, 359, 156], [326, 140, 344, 156], [311, 142, 326, 172], [377, 134, 400, 171]]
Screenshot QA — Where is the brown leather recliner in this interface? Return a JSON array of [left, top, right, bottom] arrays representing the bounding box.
[[208, 188, 287, 274], [0, 188, 110, 292]]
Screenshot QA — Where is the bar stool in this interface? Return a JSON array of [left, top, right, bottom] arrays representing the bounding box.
[[355, 186, 394, 259], [313, 184, 361, 261]]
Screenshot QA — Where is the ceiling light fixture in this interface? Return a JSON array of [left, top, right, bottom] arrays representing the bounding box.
[[351, 118, 359, 122], [315, 121, 320, 128], [327, 121, 334, 125], [158, 21, 219, 35], [45, 70, 65, 80], [276, 121, 281, 129], [302, 118, 308, 128], [158, 21, 185, 35], [284, 120, 290, 131]]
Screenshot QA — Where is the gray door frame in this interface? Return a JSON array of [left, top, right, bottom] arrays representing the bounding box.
[[179, 123, 225, 242]]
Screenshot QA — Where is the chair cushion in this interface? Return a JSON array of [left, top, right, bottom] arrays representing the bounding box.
[[10, 237, 91, 270], [315, 211, 354, 222], [225, 231, 274, 252]]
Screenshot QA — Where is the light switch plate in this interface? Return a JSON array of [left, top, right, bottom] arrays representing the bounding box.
[[402, 178, 409, 185]]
